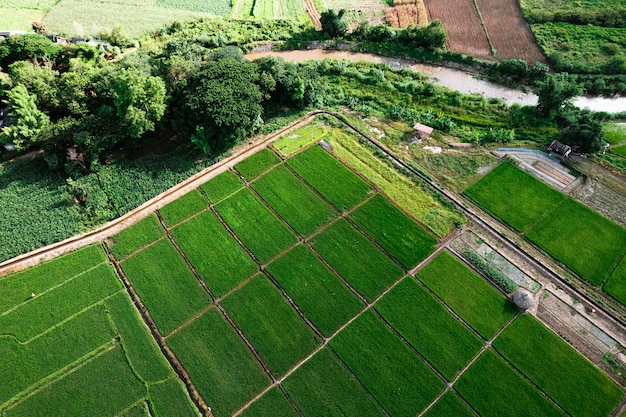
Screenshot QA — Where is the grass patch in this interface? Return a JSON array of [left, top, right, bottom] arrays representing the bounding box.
[[105, 292, 172, 383], [423, 391, 474, 417], [221, 274, 321, 377], [148, 377, 200, 417], [416, 251, 517, 339], [326, 127, 463, 237], [272, 123, 330, 156], [330, 310, 445, 416], [611, 145, 626, 158], [604, 256, 626, 305], [282, 348, 386, 417], [494, 314, 624, 417], [0, 263, 122, 342], [456, 349, 565, 417], [5, 346, 145, 417], [0, 305, 115, 406], [109, 214, 165, 260], [159, 189, 207, 227], [376, 277, 483, 381], [172, 210, 258, 297], [311, 218, 404, 302], [216, 188, 298, 263], [234, 148, 281, 181], [252, 164, 338, 236], [121, 238, 211, 335], [199, 170, 244, 203], [287, 145, 373, 210], [0, 244, 107, 313], [526, 198, 626, 285], [156, 0, 231, 14], [239, 386, 298, 417], [0, 8, 45, 31], [167, 308, 270, 417], [350, 193, 437, 268], [266, 245, 364, 336], [604, 123, 626, 145], [464, 162, 564, 232]]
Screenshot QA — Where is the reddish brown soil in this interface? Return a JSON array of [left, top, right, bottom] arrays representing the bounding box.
[[476, 0, 547, 63], [424, 0, 493, 61]]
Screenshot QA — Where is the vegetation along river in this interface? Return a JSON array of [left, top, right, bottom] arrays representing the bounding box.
[[246, 49, 626, 113]]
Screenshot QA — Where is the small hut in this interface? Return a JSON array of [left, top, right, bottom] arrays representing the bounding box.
[[548, 140, 572, 158], [413, 123, 434, 140], [512, 288, 534, 311]]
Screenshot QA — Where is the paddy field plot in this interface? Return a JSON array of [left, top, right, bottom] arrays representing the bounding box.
[[234, 148, 281, 181], [604, 256, 626, 305], [464, 162, 564, 232], [108, 213, 165, 259], [526, 198, 626, 285], [158, 189, 207, 227], [494, 314, 623, 417], [272, 123, 330, 156], [199, 169, 244, 203]]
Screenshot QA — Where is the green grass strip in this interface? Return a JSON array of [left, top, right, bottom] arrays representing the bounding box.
[[215, 188, 298, 263], [526, 198, 626, 285], [148, 377, 200, 417], [266, 245, 364, 337], [423, 391, 475, 417], [283, 348, 386, 417], [330, 310, 445, 416], [172, 210, 258, 297], [200, 170, 244, 204], [0, 244, 107, 313], [121, 239, 211, 335], [5, 346, 145, 417], [311, 218, 404, 302], [159, 189, 208, 227], [493, 314, 623, 417], [239, 386, 299, 417], [350, 193, 436, 268], [287, 145, 373, 210], [221, 274, 321, 377], [119, 401, 150, 417], [604, 123, 626, 145], [252, 164, 338, 236], [611, 145, 626, 158], [456, 349, 565, 417], [464, 162, 564, 232], [0, 263, 122, 342], [375, 277, 483, 381], [272, 123, 329, 156], [0, 305, 115, 405], [167, 308, 270, 417], [416, 251, 517, 339], [235, 148, 281, 181], [109, 214, 165, 260], [105, 292, 172, 383], [604, 256, 626, 306]]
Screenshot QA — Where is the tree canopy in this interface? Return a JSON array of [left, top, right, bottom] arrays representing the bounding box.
[[534, 73, 582, 119]]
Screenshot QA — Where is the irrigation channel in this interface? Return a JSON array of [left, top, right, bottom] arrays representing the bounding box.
[[2, 110, 626, 415], [245, 49, 626, 113]]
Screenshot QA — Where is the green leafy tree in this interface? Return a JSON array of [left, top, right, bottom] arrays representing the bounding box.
[[534, 73, 582, 119], [179, 57, 264, 153], [320, 9, 348, 39], [8, 61, 60, 114], [0, 34, 63, 68], [0, 83, 50, 151], [559, 110, 605, 153]]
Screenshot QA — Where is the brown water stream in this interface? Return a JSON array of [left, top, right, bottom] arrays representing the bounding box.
[[246, 49, 626, 113]]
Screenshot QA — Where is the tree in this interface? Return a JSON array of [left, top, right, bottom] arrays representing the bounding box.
[[320, 9, 348, 39], [179, 57, 264, 153], [0, 83, 50, 151], [0, 34, 63, 69], [534, 73, 582, 119], [559, 109, 605, 153]]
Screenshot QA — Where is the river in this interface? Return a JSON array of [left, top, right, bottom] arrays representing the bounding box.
[[245, 49, 626, 113]]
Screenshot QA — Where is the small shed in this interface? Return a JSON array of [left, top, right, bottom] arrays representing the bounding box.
[[512, 288, 534, 311], [413, 123, 434, 140], [548, 140, 572, 158]]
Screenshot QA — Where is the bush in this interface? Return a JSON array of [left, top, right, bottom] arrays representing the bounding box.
[[461, 248, 518, 293]]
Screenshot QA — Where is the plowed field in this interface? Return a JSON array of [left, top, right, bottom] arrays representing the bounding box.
[[424, 0, 492, 60], [476, 0, 547, 63]]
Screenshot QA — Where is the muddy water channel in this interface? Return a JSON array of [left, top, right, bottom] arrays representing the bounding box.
[[246, 49, 626, 113]]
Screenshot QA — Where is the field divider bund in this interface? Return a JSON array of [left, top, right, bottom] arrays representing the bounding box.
[[102, 244, 213, 417]]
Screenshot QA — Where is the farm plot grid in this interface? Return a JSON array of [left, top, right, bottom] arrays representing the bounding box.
[[465, 162, 626, 305], [3, 125, 623, 416]]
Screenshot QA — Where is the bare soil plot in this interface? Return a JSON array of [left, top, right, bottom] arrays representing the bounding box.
[[476, 0, 547, 63], [424, 0, 492, 60]]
